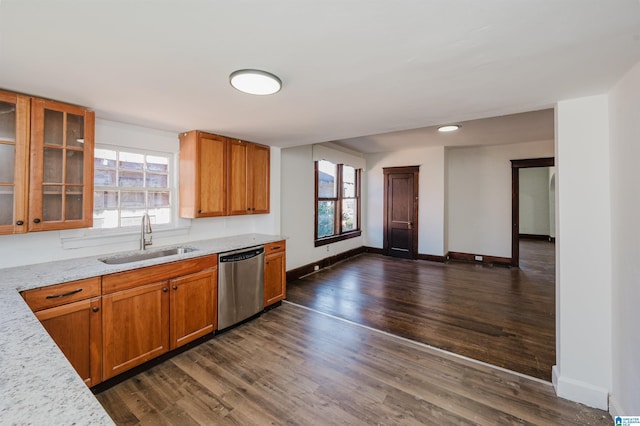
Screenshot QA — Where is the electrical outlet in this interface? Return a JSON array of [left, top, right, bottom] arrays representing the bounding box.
[[326, 245, 330, 252], [474, 255, 483, 261], [314, 265, 320, 271]]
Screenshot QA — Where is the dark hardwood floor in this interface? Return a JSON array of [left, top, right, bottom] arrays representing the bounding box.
[[97, 303, 610, 425], [287, 240, 556, 381]]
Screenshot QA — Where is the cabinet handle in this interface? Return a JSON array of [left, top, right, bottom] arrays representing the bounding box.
[[92, 307, 99, 313], [33, 218, 41, 224], [172, 285, 178, 290], [162, 287, 168, 292], [45, 288, 82, 299], [271, 246, 281, 250], [16, 220, 24, 226]]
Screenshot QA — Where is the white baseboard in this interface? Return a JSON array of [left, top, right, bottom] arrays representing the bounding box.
[[609, 395, 625, 418], [552, 365, 609, 410]]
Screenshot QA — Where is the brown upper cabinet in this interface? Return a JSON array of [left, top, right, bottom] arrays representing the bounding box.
[[179, 131, 270, 218], [0, 89, 95, 234], [228, 139, 270, 215], [0, 90, 30, 234], [179, 131, 228, 218]]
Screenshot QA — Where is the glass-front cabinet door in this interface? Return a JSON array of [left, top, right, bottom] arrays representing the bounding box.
[[0, 90, 30, 235], [29, 98, 95, 231]]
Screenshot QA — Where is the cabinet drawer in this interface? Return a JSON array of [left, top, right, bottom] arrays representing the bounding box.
[[264, 240, 285, 255], [22, 277, 101, 312], [102, 254, 218, 294]]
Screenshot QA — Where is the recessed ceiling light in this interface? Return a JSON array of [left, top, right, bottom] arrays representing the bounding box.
[[229, 69, 282, 95], [438, 125, 460, 132]]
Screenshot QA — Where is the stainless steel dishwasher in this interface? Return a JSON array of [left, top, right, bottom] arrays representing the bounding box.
[[218, 246, 265, 330]]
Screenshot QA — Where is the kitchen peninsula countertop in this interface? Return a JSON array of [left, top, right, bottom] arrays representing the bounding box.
[[0, 233, 285, 425]]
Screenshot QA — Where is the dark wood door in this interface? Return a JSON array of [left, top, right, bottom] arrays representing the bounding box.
[[384, 167, 419, 259]]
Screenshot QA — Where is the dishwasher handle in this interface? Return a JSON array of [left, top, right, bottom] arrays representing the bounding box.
[[219, 246, 264, 263]]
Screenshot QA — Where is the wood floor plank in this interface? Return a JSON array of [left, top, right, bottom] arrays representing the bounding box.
[[287, 240, 556, 380], [96, 302, 610, 425]]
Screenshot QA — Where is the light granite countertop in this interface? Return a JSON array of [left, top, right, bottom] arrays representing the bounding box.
[[0, 233, 285, 425]]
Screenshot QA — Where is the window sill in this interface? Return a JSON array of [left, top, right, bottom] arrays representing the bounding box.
[[315, 230, 362, 247], [61, 225, 191, 250]]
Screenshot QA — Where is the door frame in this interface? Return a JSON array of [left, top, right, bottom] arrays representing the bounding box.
[[383, 166, 419, 259], [510, 157, 555, 267]]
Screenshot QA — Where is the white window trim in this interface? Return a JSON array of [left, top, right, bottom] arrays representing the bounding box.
[[60, 143, 191, 250]]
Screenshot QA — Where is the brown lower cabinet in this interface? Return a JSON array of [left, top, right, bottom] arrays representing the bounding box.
[[35, 297, 102, 386], [101, 255, 218, 381], [21, 245, 287, 386], [264, 241, 286, 306], [22, 277, 102, 386], [102, 281, 170, 380]]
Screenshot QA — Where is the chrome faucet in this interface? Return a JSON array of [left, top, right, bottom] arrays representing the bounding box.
[[141, 213, 153, 250]]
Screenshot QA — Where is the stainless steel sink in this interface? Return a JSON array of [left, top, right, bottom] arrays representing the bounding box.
[[100, 247, 199, 265]]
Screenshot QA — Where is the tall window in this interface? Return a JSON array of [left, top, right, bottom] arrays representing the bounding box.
[[315, 159, 361, 246], [93, 146, 173, 229]]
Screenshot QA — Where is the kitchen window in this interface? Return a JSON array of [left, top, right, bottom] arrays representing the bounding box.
[[315, 159, 361, 246], [93, 146, 173, 230]]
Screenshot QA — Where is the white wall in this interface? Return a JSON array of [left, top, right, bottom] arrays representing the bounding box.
[[608, 60, 640, 417], [0, 119, 281, 269], [446, 140, 554, 258], [554, 95, 611, 410], [281, 144, 364, 271], [519, 167, 551, 236], [365, 146, 445, 257]]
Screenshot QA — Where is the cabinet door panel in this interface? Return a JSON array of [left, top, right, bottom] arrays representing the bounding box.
[[0, 90, 29, 235], [170, 268, 217, 349], [250, 144, 270, 214], [265, 251, 286, 306], [102, 282, 169, 380], [198, 136, 226, 216], [228, 140, 248, 215], [35, 297, 102, 386], [29, 98, 94, 231]]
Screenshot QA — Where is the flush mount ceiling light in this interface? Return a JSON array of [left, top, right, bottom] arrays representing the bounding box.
[[229, 69, 282, 95], [438, 125, 460, 132]]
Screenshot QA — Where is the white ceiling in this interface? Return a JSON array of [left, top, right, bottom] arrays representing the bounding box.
[[1, 1, 639, 152]]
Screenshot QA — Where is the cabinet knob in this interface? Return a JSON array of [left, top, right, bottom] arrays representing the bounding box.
[[198, 209, 202, 214], [33, 218, 41, 224], [247, 208, 251, 211], [172, 285, 178, 290], [16, 220, 24, 226], [92, 307, 99, 313], [162, 287, 168, 292]]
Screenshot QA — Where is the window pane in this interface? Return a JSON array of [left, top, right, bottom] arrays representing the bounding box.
[[94, 190, 118, 210], [119, 152, 144, 170], [95, 149, 116, 168], [148, 191, 170, 208], [317, 201, 335, 238], [342, 199, 357, 232], [119, 171, 144, 187], [318, 160, 337, 198], [93, 147, 173, 230], [147, 155, 168, 172], [95, 169, 116, 186], [343, 165, 356, 197], [145, 173, 168, 188], [120, 191, 145, 209]]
